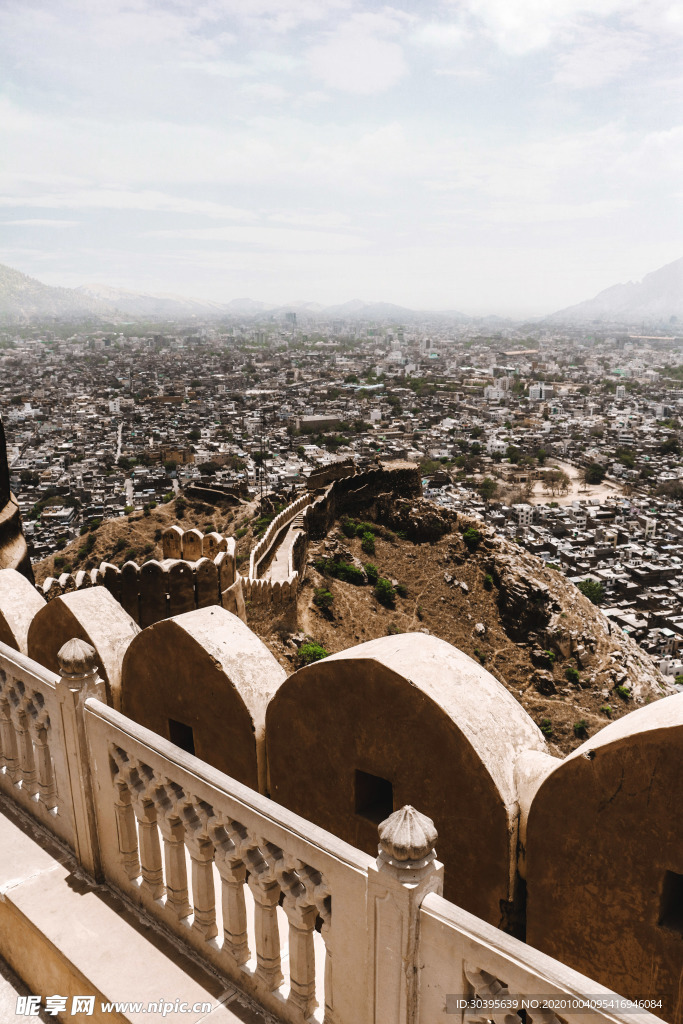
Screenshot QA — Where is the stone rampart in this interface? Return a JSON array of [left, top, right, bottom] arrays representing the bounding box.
[[161, 525, 234, 564], [306, 462, 421, 540], [305, 458, 357, 490], [241, 572, 299, 632], [36, 465, 417, 638], [248, 493, 311, 580], [39, 546, 238, 628]]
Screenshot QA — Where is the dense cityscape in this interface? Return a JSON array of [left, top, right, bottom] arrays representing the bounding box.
[[2, 311, 683, 683]]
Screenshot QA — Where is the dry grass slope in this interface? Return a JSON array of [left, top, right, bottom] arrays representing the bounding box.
[[33, 494, 670, 756]]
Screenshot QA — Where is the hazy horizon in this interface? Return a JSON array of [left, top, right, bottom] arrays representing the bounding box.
[[1, 0, 681, 318]]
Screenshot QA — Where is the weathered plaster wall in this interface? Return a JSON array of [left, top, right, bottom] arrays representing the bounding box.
[[0, 568, 46, 653], [27, 588, 140, 709], [266, 633, 546, 925], [120, 606, 287, 794], [526, 694, 683, 1024]]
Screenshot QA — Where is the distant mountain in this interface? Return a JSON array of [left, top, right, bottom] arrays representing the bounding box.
[[223, 297, 268, 313], [76, 283, 227, 318], [322, 299, 412, 318], [548, 257, 683, 323], [0, 261, 471, 324], [0, 263, 109, 322]]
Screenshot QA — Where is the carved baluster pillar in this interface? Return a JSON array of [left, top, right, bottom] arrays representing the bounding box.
[[31, 717, 57, 811], [248, 874, 283, 990], [0, 692, 19, 781], [285, 901, 318, 1017], [159, 816, 191, 919], [215, 857, 250, 966], [321, 915, 334, 1024], [114, 780, 140, 881], [188, 836, 218, 939], [135, 798, 165, 899], [367, 806, 444, 1024], [14, 707, 37, 794]]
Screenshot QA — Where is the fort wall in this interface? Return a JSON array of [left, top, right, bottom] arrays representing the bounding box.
[[38, 528, 237, 628], [1, 563, 682, 1014]]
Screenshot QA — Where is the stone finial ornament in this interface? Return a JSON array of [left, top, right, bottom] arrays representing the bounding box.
[[57, 637, 98, 678], [57, 638, 106, 703], [378, 805, 438, 867]]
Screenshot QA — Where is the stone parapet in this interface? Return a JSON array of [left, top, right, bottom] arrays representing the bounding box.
[[0, 634, 666, 1024]]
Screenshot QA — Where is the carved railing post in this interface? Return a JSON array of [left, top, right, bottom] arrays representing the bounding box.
[[248, 870, 284, 991], [158, 815, 191, 919], [0, 686, 19, 781], [32, 713, 58, 810], [367, 805, 444, 1024], [56, 638, 106, 881], [186, 832, 218, 940], [213, 848, 250, 967], [12, 699, 37, 796], [135, 798, 165, 899], [284, 900, 318, 1018], [113, 779, 140, 881]]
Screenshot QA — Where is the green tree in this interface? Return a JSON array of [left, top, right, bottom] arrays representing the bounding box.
[[659, 436, 680, 456], [313, 589, 334, 612], [361, 531, 375, 555], [297, 642, 329, 666], [374, 578, 396, 607], [577, 579, 605, 605], [364, 563, 379, 585], [616, 448, 636, 469], [478, 477, 498, 502], [462, 527, 482, 552], [584, 463, 605, 484]]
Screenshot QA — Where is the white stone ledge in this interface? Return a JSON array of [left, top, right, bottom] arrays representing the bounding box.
[[0, 794, 274, 1024]]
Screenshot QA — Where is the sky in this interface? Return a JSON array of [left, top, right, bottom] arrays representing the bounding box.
[[0, 0, 681, 317]]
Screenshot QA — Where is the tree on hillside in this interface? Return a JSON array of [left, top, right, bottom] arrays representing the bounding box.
[[577, 579, 605, 605]]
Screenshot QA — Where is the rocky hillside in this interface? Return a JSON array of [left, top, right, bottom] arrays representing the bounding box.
[[32, 494, 259, 583], [262, 499, 670, 755], [33, 492, 671, 756]]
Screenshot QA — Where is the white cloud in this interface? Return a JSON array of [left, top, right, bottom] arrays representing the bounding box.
[[434, 68, 487, 78], [553, 28, 648, 88], [144, 224, 367, 252], [307, 16, 408, 93], [1, 218, 79, 227], [415, 22, 469, 48], [457, 0, 675, 55], [0, 186, 256, 221]]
